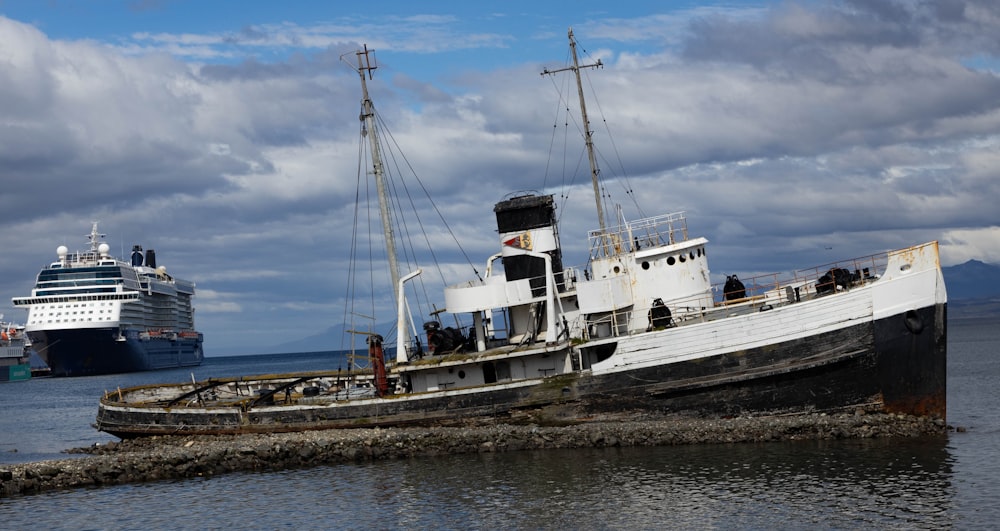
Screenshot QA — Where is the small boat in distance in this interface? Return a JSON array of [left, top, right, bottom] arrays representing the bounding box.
[[12, 223, 204, 377], [0, 319, 31, 382], [95, 30, 945, 438]]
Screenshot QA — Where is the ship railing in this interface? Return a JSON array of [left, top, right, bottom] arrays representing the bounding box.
[[714, 251, 889, 308], [575, 249, 892, 338], [587, 211, 688, 260], [582, 307, 632, 340], [102, 369, 382, 408], [12, 291, 141, 306]]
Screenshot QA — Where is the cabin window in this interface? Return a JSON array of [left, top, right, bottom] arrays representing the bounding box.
[[679, 254, 686, 263], [641, 261, 650, 270], [667, 256, 676, 266], [483, 362, 497, 383]]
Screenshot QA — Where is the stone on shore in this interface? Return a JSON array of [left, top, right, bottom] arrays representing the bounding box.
[[0, 413, 948, 497]]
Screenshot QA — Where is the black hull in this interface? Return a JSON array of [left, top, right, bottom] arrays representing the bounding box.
[[31, 328, 204, 377], [96, 303, 945, 437], [577, 304, 947, 419]]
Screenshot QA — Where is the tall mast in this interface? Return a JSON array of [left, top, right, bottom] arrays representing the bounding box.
[[542, 27, 606, 233], [354, 46, 401, 303]]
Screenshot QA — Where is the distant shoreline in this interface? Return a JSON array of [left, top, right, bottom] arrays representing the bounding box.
[[948, 303, 1000, 320]]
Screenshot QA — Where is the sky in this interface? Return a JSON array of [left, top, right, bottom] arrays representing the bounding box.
[[1, 0, 999, 355]]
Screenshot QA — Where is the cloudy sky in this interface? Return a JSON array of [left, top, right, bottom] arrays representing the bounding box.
[[2, 0, 998, 355]]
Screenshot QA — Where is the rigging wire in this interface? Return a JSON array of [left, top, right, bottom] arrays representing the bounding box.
[[580, 62, 648, 219], [343, 99, 486, 354], [542, 36, 650, 226], [373, 108, 483, 283], [340, 123, 380, 367], [542, 70, 609, 229], [542, 73, 579, 225]]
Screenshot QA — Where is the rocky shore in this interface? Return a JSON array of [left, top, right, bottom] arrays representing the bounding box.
[[1, 412, 948, 497]]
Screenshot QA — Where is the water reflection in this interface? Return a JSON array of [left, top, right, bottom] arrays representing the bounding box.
[[374, 436, 956, 530]]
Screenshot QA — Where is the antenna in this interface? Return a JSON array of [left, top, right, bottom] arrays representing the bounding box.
[[87, 221, 106, 251]]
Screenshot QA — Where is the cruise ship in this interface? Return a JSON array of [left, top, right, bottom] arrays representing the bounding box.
[[13, 223, 203, 377]]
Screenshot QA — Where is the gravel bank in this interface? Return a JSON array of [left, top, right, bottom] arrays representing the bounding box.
[[1, 412, 948, 497]]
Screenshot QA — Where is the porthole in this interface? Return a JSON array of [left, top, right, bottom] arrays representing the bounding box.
[[667, 256, 676, 266], [690, 252, 695, 260], [458, 370, 466, 379], [614, 265, 621, 273], [679, 254, 686, 263], [642, 261, 650, 270]]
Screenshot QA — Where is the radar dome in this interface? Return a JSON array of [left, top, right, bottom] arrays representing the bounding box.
[[98, 243, 111, 256], [57, 245, 68, 258]]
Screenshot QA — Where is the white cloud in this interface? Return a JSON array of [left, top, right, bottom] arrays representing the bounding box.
[[3, 1, 1000, 352], [941, 226, 1000, 266]]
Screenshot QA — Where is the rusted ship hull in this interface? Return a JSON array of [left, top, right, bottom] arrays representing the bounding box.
[[95, 302, 945, 438], [579, 303, 946, 419], [94, 36, 948, 439]]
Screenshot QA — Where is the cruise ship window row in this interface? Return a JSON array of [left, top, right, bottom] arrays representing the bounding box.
[[31, 316, 116, 324], [28, 300, 117, 321], [18, 294, 138, 304], [37, 310, 112, 314], [38, 278, 120, 286], [40, 300, 116, 308], [39, 273, 122, 281]]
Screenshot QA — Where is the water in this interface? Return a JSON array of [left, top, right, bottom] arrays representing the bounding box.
[[1, 318, 997, 530], [0, 350, 351, 464]]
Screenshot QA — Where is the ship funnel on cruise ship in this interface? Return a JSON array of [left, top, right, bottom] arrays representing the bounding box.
[[131, 245, 144, 267], [144, 249, 157, 269]]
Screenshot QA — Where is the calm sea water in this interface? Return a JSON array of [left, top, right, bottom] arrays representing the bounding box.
[[0, 317, 997, 530]]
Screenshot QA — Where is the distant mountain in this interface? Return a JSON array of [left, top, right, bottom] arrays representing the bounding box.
[[206, 324, 349, 357], [942, 259, 1000, 319], [268, 324, 348, 354], [942, 259, 1000, 299]]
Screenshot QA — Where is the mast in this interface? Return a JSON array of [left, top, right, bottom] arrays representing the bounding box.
[[354, 46, 402, 303], [542, 27, 606, 233], [88, 221, 106, 251], [349, 46, 421, 364]]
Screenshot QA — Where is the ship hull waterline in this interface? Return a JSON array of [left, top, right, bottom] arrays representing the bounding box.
[[31, 328, 204, 378], [95, 303, 945, 438], [0, 363, 31, 382]]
